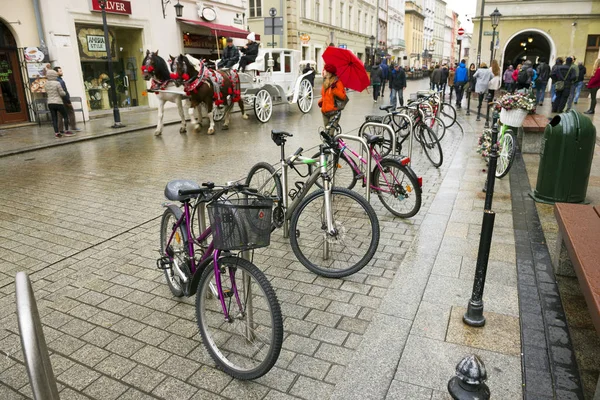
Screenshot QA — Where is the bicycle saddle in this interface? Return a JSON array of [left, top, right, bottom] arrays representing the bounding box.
[[271, 130, 292, 146], [164, 180, 200, 202], [363, 133, 385, 145], [379, 105, 394, 112]]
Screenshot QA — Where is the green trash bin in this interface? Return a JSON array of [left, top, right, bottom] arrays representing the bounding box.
[[531, 110, 596, 204]]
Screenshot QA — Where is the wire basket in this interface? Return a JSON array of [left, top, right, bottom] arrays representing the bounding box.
[[207, 197, 273, 251], [365, 115, 385, 123], [500, 108, 528, 128]]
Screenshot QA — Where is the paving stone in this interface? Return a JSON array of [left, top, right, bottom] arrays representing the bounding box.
[[105, 336, 145, 358], [282, 334, 320, 356], [70, 344, 111, 367], [152, 376, 198, 400], [83, 375, 128, 400], [310, 325, 349, 346], [410, 301, 451, 341], [221, 379, 270, 400], [314, 343, 354, 366], [131, 345, 171, 368], [290, 375, 334, 400], [122, 364, 166, 393], [288, 353, 332, 379], [48, 334, 86, 356], [326, 301, 361, 318], [284, 317, 317, 337], [297, 294, 331, 311], [58, 363, 101, 391], [187, 365, 232, 393], [0, 363, 29, 391], [158, 334, 198, 358], [304, 309, 342, 328], [386, 380, 433, 400], [337, 316, 370, 334], [94, 354, 137, 379], [254, 366, 297, 393]]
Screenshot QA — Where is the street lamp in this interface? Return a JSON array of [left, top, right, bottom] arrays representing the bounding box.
[[162, 0, 185, 18], [527, 34, 533, 43], [369, 35, 375, 66], [489, 8, 501, 65], [97, 0, 123, 128]]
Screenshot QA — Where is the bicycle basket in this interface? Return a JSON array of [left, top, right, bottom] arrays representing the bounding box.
[[500, 108, 528, 128], [207, 197, 273, 251], [365, 115, 385, 123]]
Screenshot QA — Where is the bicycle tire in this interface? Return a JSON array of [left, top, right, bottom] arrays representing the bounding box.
[[289, 188, 380, 278], [310, 151, 359, 190], [495, 129, 517, 179], [440, 102, 456, 129], [245, 162, 283, 200], [360, 118, 393, 157], [159, 208, 188, 297], [425, 116, 446, 141], [418, 124, 444, 168], [196, 256, 283, 380], [372, 158, 422, 218]]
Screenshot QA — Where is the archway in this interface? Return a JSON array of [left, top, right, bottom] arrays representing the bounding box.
[[502, 29, 555, 70], [0, 19, 28, 124]]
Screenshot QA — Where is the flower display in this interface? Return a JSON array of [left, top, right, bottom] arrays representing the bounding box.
[[477, 129, 496, 160], [495, 91, 537, 113]]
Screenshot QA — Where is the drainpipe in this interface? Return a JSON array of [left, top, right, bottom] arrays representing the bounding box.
[[32, 0, 48, 55]]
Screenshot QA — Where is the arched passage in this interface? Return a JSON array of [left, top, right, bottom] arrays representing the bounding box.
[[502, 29, 555, 70], [0, 19, 28, 124]]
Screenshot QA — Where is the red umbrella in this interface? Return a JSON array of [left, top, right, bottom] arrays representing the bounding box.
[[322, 47, 370, 92]]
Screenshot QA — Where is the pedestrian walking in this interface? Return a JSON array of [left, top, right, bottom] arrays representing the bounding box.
[[440, 64, 449, 97], [516, 60, 534, 90], [503, 65, 514, 93], [238, 32, 259, 72], [380, 59, 389, 97], [45, 69, 72, 138], [550, 58, 563, 103], [431, 64, 442, 92], [535, 58, 551, 106], [572, 61, 586, 106], [453, 60, 468, 109], [551, 56, 577, 113], [318, 64, 347, 134], [565, 57, 581, 111], [302, 63, 316, 87], [428, 65, 435, 90], [584, 58, 600, 115], [512, 64, 521, 93], [370, 61, 383, 103], [217, 38, 240, 69], [473, 62, 493, 119], [53, 66, 80, 133], [468, 63, 477, 100], [389, 63, 407, 109], [488, 60, 501, 100]]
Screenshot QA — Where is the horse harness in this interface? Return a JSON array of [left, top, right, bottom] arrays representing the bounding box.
[[182, 61, 241, 106]]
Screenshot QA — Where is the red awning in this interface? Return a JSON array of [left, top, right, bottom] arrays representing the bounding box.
[[177, 18, 260, 40]]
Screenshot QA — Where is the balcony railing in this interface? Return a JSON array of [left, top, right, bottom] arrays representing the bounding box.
[[390, 38, 405, 48]]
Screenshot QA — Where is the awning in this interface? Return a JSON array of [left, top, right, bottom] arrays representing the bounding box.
[[177, 18, 260, 40]]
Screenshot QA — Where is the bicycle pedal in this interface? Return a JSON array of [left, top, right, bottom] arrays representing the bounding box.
[[222, 289, 234, 298], [156, 256, 172, 270]]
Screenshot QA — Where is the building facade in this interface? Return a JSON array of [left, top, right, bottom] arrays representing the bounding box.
[[405, 0, 425, 69], [443, 7, 455, 65], [387, 0, 406, 64], [0, 0, 250, 125], [421, 0, 434, 67], [432, 0, 445, 65], [472, 0, 600, 75]]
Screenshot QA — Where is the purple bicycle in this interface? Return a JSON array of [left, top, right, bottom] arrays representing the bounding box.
[[157, 181, 283, 380]]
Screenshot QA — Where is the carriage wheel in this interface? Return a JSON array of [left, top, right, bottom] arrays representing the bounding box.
[[254, 89, 273, 123], [297, 79, 313, 114], [213, 105, 225, 122]]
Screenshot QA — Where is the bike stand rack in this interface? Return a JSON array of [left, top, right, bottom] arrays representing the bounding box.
[[358, 116, 415, 163], [333, 133, 372, 201]]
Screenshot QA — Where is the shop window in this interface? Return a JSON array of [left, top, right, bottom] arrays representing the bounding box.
[[587, 35, 600, 50]]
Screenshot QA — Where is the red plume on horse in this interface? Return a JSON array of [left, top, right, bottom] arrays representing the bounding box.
[[172, 54, 247, 134]]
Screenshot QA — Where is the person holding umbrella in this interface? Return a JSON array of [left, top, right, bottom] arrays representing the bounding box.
[[318, 64, 347, 135]]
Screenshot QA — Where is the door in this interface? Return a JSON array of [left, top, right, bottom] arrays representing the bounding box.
[[0, 50, 28, 124]]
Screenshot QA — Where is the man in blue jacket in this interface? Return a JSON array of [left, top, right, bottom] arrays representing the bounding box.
[[379, 59, 389, 97], [453, 60, 468, 109]]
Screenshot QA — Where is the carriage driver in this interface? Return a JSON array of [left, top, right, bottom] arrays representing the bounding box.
[[238, 32, 259, 72], [217, 37, 240, 69]]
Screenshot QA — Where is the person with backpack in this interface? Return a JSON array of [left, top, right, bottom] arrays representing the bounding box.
[[370, 61, 383, 103], [431, 65, 442, 92], [584, 59, 600, 115], [565, 57, 581, 111], [389, 63, 407, 109], [453, 60, 469, 109], [503, 65, 514, 93], [379, 59, 389, 97], [535, 58, 551, 106], [473, 62, 493, 120], [440, 64, 449, 97], [516, 60, 534, 90], [551, 57, 577, 113], [571, 61, 587, 107]]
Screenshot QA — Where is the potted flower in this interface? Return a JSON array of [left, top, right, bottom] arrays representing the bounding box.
[[495, 90, 537, 127]]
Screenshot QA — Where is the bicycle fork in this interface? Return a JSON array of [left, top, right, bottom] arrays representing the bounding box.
[[321, 149, 335, 261]]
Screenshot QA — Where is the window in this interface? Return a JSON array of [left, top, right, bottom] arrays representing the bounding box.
[[358, 10, 362, 33], [340, 3, 345, 28], [348, 6, 352, 30], [329, 0, 333, 25], [302, 0, 308, 18], [249, 0, 262, 17], [315, 0, 321, 21], [587, 35, 600, 49]]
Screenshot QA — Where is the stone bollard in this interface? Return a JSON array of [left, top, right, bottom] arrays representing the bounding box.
[[447, 355, 490, 400]]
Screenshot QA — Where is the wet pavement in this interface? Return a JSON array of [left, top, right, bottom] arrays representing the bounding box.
[[0, 79, 599, 400]]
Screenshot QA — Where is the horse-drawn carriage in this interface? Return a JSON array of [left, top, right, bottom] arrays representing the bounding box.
[[214, 48, 315, 123]]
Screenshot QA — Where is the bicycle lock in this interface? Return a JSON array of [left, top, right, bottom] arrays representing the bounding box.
[[463, 120, 500, 327]]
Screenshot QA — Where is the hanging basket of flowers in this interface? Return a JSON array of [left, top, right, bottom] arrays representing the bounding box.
[[497, 91, 536, 128]]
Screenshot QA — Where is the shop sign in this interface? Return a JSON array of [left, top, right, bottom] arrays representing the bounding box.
[[91, 0, 132, 15], [300, 34, 310, 43], [183, 34, 217, 50], [87, 35, 107, 52], [23, 47, 50, 92], [339, 44, 347, 49], [233, 18, 243, 25]]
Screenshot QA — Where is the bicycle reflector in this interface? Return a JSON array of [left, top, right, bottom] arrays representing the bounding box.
[[401, 157, 411, 166], [418, 177, 423, 187]]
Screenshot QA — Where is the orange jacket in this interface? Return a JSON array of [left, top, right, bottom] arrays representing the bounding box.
[[318, 78, 347, 114]]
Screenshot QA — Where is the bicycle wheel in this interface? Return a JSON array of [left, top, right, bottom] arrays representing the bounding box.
[[495, 129, 516, 179], [289, 188, 380, 278], [196, 256, 283, 380], [425, 116, 446, 141], [245, 162, 283, 200], [372, 158, 422, 218], [361, 118, 393, 157], [159, 208, 188, 297], [310, 151, 359, 190], [440, 102, 457, 129], [418, 124, 444, 168]]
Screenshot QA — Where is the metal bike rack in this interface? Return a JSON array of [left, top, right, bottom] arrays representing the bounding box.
[[333, 133, 372, 202], [15, 272, 60, 400], [358, 121, 399, 156], [365, 113, 415, 161]]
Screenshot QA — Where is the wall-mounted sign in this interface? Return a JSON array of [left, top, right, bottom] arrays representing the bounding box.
[[183, 34, 217, 50], [233, 18, 243, 25], [87, 35, 107, 52], [201, 7, 217, 21], [300, 34, 310, 43], [91, 0, 132, 15]]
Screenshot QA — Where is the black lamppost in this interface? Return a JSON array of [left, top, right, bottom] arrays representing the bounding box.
[[98, 0, 123, 128], [489, 8, 501, 65], [369, 35, 375, 66], [162, 0, 185, 18]]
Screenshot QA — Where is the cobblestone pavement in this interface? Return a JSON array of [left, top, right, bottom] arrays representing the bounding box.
[[1, 80, 596, 399]]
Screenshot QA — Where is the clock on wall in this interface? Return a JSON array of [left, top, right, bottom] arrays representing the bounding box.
[[201, 7, 216, 22]]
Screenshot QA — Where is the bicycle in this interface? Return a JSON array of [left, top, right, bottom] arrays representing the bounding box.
[[369, 99, 444, 168], [411, 90, 457, 134], [245, 129, 380, 278], [492, 103, 518, 178], [157, 181, 283, 380], [310, 113, 423, 218]]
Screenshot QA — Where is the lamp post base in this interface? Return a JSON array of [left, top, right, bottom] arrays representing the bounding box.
[[463, 300, 486, 327]]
